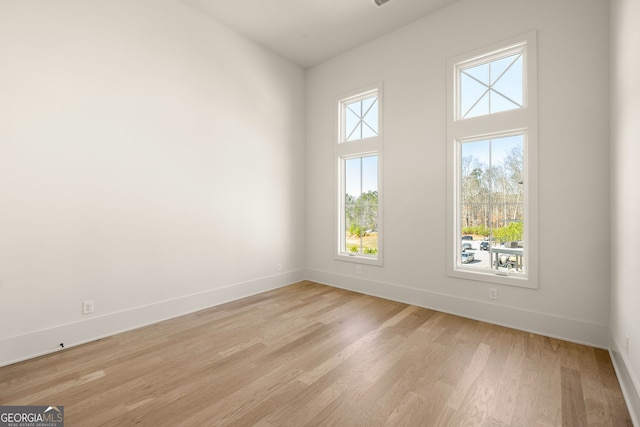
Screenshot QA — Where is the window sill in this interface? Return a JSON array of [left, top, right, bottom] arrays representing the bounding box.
[[448, 267, 538, 289], [335, 253, 383, 267]]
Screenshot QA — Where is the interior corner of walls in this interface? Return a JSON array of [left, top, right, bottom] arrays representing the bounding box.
[[0, 269, 306, 367], [304, 268, 609, 348], [610, 330, 640, 426]]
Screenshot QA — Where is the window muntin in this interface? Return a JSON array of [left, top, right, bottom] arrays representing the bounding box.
[[457, 133, 525, 274], [457, 46, 525, 119], [341, 91, 379, 142], [342, 155, 378, 256], [336, 84, 383, 266]]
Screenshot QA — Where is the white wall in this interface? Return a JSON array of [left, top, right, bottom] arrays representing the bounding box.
[[610, 0, 640, 422], [306, 0, 611, 347], [0, 0, 306, 365]]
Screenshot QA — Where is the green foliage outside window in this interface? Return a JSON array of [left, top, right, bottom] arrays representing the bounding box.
[[345, 190, 378, 255], [493, 221, 523, 243]]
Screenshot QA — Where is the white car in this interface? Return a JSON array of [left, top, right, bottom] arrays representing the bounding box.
[[461, 252, 475, 264]]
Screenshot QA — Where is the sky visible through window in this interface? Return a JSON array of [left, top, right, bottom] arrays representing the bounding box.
[[345, 95, 378, 141], [461, 134, 523, 167], [460, 52, 523, 119], [345, 155, 377, 197]]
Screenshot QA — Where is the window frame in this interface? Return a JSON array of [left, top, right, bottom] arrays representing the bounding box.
[[335, 83, 384, 266], [446, 32, 538, 288]]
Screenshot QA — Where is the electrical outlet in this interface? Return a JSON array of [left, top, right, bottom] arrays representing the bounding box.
[[277, 263, 283, 272], [489, 288, 498, 300], [625, 334, 629, 355], [82, 300, 94, 315], [356, 266, 362, 275]]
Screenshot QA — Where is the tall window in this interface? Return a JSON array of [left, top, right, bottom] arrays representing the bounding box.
[[336, 84, 383, 266], [447, 33, 538, 288]]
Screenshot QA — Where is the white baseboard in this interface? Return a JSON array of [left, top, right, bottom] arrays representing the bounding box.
[[610, 331, 640, 426], [0, 269, 305, 367], [305, 268, 609, 349]]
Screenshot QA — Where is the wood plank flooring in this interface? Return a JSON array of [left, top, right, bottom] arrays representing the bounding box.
[[0, 281, 633, 426]]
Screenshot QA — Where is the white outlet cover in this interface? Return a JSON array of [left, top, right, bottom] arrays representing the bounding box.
[[82, 300, 94, 314], [625, 334, 629, 354]]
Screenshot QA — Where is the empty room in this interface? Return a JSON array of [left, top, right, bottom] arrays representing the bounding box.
[[1, 0, 638, 425]]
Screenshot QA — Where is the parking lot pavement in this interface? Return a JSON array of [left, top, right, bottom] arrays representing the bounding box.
[[463, 241, 525, 272], [464, 244, 490, 267]]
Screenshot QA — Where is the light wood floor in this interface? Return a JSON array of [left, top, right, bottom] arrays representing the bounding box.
[[0, 281, 632, 426]]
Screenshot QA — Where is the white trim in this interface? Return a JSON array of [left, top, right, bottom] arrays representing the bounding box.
[[610, 330, 640, 426], [0, 269, 305, 367], [306, 268, 608, 348]]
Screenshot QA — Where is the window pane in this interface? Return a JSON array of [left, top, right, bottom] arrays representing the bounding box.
[[459, 135, 524, 273], [344, 155, 378, 256], [460, 52, 523, 119], [466, 62, 489, 84], [345, 107, 361, 141], [490, 55, 516, 84], [343, 95, 378, 142], [362, 98, 378, 139], [461, 74, 489, 118], [491, 54, 523, 112]]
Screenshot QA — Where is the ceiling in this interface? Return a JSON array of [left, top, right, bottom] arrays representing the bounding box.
[[180, 0, 461, 68]]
